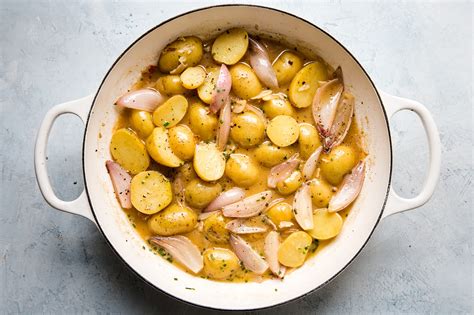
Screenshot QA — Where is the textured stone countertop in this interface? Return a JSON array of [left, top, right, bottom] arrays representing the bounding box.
[[0, 1, 472, 314]]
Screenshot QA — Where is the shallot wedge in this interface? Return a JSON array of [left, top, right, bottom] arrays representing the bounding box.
[[222, 191, 273, 218], [230, 234, 268, 274], [204, 187, 246, 213], [198, 210, 220, 221], [115, 88, 164, 112], [312, 79, 344, 137], [267, 154, 300, 188], [149, 235, 203, 274], [293, 183, 314, 230], [216, 99, 232, 150], [328, 160, 366, 212], [323, 93, 355, 152], [226, 218, 268, 234], [302, 146, 322, 180], [210, 64, 232, 113], [264, 231, 285, 278], [105, 160, 132, 209], [249, 38, 278, 89]]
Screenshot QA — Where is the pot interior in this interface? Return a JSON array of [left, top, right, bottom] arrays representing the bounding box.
[[83, 5, 391, 310]]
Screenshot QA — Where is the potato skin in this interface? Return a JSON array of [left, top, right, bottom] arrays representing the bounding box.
[[130, 171, 172, 214], [276, 170, 303, 195], [110, 128, 150, 174], [254, 141, 294, 167], [193, 142, 226, 182], [197, 67, 219, 104], [147, 204, 197, 236], [129, 110, 154, 139], [188, 101, 218, 141], [307, 209, 343, 240], [224, 153, 259, 188], [320, 145, 357, 185], [152, 95, 188, 129], [168, 125, 196, 161], [158, 36, 203, 74], [288, 62, 328, 108], [211, 28, 249, 65], [156, 75, 187, 95], [229, 63, 262, 99], [277, 231, 312, 268], [309, 178, 333, 208], [146, 127, 184, 168], [298, 123, 322, 159], [266, 115, 299, 147], [272, 51, 303, 85], [262, 98, 296, 119], [184, 179, 222, 209], [203, 212, 230, 244], [266, 202, 293, 226], [202, 248, 240, 280], [230, 111, 265, 148]]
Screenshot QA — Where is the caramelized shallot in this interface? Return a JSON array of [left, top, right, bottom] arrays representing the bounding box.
[[264, 231, 286, 278], [267, 153, 300, 188], [115, 88, 164, 112], [216, 99, 232, 150], [312, 79, 344, 137], [293, 183, 314, 230], [149, 235, 203, 273], [230, 234, 268, 274], [249, 38, 278, 89], [328, 160, 366, 212], [106, 160, 132, 209], [222, 191, 273, 218], [302, 146, 322, 180], [210, 64, 232, 113], [204, 187, 246, 213], [323, 93, 354, 152]]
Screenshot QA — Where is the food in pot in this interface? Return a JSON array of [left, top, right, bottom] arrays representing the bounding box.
[[106, 28, 367, 282]]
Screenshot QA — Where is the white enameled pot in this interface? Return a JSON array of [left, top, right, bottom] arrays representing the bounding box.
[[34, 5, 441, 311]]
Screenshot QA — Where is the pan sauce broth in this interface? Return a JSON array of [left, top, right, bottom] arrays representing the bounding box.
[[109, 29, 366, 282]]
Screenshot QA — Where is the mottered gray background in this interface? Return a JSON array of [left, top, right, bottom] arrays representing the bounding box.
[[0, 0, 472, 314]]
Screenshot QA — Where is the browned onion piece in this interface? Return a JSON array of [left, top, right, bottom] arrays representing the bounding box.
[[105, 160, 132, 209], [115, 88, 164, 112], [293, 182, 314, 230], [222, 191, 273, 218], [328, 160, 366, 212], [312, 79, 343, 137], [230, 234, 268, 274], [149, 235, 203, 274], [323, 93, 354, 152]]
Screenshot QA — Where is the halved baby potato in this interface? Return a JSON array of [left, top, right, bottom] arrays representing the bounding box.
[[272, 50, 303, 85], [307, 208, 343, 240], [188, 101, 218, 141], [146, 127, 184, 168], [110, 128, 150, 174], [130, 170, 172, 214], [129, 110, 154, 139], [202, 248, 240, 280], [276, 170, 303, 195], [168, 125, 196, 161], [225, 153, 259, 188], [211, 28, 249, 65], [298, 123, 322, 159], [153, 95, 188, 128], [288, 62, 328, 108], [180, 66, 206, 89], [277, 231, 313, 268], [229, 63, 262, 99], [254, 141, 295, 167], [147, 203, 197, 236], [184, 179, 222, 209], [197, 67, 219, 104], [320, 145, 357, 185], [230, 111, 265, 148], [262, 98, 296, 119], [193, 142, 225, 181], [158, 36, 203, 74], [266, 202, 293, 227], [156, 75, 187, 95], [266, 115, 299, 147]]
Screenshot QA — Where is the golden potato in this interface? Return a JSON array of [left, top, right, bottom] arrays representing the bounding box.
[[194, 142, 225, 181], [298, 123, 322, 159], [129, 110, 154, 139], [203, 212, 230, 243], [320, 145, 357, 185], [230, 111, 265, 148], [180, 66, 206, 89], [202, 248, 240, 280], [307, 208, 343, 240], [288, 62, 328, 108], [262, 98, 296, 119], [229, 63, 262, 99], [266, 202, 293, 226], [110, 128, 150, 174], [254, 141, 295, 167], [266, 115, 299, 147], [224, 153, 259, 188], [146, 127, 184, 168], [278, 231, 313, 267], [211, 28, 249, 65], [156, 75, 186, 95], [272, 50, 303, 85], [276, 170, 303, 195], [184, 179, 222, 209], [152, 95, 188, 128], [158, 36, 203, 74], [147, 204, 197, 236], [168, 125, 196, 161], [130, 171, 172, 214], [188, 101, 218, 141], [309, 178, 334, 208], [197, 67, 219, 104]]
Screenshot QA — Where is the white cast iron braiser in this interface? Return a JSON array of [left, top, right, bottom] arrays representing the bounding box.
[[35, 5, 441, 311]]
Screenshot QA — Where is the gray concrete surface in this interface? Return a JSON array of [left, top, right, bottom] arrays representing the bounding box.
[[0, 1, 472, 314]]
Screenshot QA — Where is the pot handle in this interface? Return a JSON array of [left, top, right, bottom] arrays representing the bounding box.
[[34, 94, 96, 223], [380, 91, 441, 219]]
